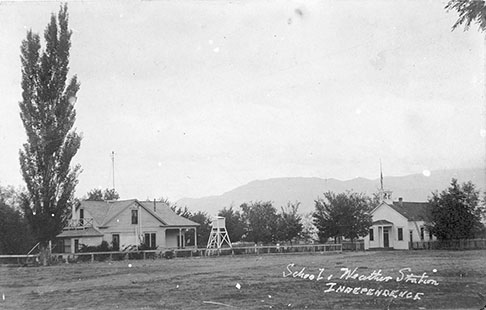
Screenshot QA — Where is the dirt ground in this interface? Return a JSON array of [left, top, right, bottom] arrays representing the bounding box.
[[0, 250, 485, 310]]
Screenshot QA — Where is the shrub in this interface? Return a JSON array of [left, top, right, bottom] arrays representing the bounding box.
[[79, 241, 112, 253], [163, 250, 175, 259]]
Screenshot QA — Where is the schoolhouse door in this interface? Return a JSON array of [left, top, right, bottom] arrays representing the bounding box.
[[383, 229, 389, 248]]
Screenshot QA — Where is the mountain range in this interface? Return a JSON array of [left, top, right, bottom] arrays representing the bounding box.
[[176, 168, 485, 215]]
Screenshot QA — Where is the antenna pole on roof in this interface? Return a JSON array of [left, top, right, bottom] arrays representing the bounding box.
[[380, 159, 384, 190], [112, 151, 115, 191]]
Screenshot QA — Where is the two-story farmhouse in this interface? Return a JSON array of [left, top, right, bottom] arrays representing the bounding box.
[[56, 199, 199, 253], [364, 189, 435, 250]]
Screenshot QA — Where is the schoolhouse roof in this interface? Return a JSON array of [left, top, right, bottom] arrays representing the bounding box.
[[373, 219, 393, 225], [389, 201, 429, 221]]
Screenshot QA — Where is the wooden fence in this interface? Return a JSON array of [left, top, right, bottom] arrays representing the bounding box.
[[0, 254, 39, 266], [49, 243, 342, 263], [341, 240, 365, 251], [411, 238, 486, 250], [0, 244, 342, 265]]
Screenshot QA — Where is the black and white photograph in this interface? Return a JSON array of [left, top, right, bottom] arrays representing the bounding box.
[[0, 0, 485, 309]]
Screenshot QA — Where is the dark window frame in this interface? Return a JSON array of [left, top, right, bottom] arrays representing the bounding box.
[[397, 227, 403, 241], [112, 234, 120, 251], [131, 209, 138, 224], [144, 232, 156, 248], [369, 228, 374, 241]]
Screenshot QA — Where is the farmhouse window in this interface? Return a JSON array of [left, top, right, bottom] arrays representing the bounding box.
[[58, 239, 65, 253], [131, 209, 138, 224], [144, 233, 156, 248], [369, 228, 374, 241], [112, 234, 120, 251], [420, 227, 425, 240], [397, 228, 403, 241]]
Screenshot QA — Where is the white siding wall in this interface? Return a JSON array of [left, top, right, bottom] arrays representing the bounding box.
[[100, 204, 172, 249], [364, 203, 409, 250], [165, 230, 179, 248], [407, 220, 435, 243], [78, 236, 103, 247]]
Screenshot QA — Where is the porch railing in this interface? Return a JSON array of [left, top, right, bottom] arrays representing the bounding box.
[[65, 218, 94, 229]]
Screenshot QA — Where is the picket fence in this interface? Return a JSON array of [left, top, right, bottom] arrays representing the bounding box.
[[410, 238, 486, 250]]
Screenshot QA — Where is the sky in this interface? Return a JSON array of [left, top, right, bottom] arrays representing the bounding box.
[[0, 0, 484, 202]]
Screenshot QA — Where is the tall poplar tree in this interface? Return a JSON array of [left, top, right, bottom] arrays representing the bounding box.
[[446, 0, 486, 32], [18, 4, 81, 263]]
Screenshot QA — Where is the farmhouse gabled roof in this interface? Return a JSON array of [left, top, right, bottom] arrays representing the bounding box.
[[139, 201, 200, 227], [389, 201, 429, 221], [77, 199, 138, 226], [76, 199, 199, 228]]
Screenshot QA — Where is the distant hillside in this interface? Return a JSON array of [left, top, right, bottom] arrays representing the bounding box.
[[176, 168, 485, 216]]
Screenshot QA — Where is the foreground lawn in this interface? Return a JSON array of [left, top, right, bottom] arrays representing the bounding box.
[[0, 250, 485, 309]]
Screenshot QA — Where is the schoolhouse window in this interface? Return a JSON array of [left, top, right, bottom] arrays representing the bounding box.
[[369, 228, 374, 241], [420, 227, 424, 240], [429, 230, 433, 240], [131, 209, 138, 224], [397, 228, 403, 241]]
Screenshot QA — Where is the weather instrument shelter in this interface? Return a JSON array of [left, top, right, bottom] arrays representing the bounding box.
[[206, 216, 232, 251]]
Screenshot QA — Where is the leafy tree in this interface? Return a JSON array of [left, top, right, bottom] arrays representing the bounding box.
[[300, 212, 318, 243], [18, 4, 81, 264], [240, 201, 279, 244], [171, 205, 192, 218], [157, 196, 173, 206], [446, 0, 486, 32], [85, 189, 102, 201], [189, 211, 212, 247], [0, 185, 23, 211], [313, 191, 372, 243], [426, 179, 485, 240], [0, 186, 35, 254], [85, 188, 120, 201], [276, 202, 303, 244], [370, 192, 382, 209], [218, 206, 246, 242], [103, 188, 119, 200]]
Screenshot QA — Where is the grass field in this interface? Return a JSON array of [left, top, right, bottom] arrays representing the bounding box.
[[1, 250, 485, 310]]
